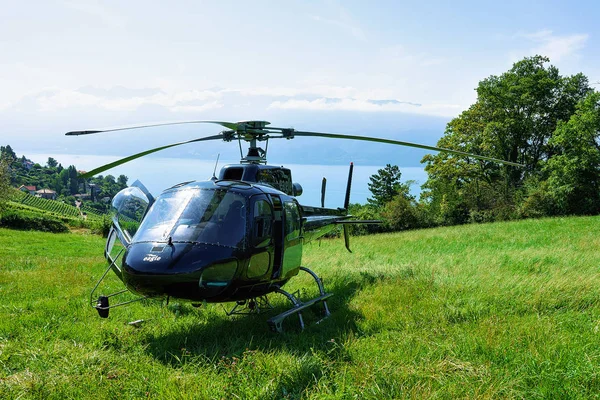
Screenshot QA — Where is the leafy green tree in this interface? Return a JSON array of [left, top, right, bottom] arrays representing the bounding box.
[[47, 157, 58, 168], [381, 193, 420, 231], [117, 174, 128, 189], [0, 157, 11, 211], [59, 168, 69, 186], [545, 91, 600, 214], [68, 165, 79, 195], [0, 145, 16, 162], [422, 55, 591, 221]]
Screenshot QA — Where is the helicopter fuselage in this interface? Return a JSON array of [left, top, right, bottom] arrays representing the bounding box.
[[109, 177, 346, 304]]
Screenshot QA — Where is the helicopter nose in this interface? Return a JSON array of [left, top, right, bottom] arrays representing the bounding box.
[[121, 242, 239, 300]]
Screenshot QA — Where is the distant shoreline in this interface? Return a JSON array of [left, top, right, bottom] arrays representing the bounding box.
[[25, 152, 427, 206]]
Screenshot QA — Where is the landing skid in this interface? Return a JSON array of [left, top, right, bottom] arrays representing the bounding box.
[[267, 266, 332, 333], [92, 247, 148, 318]]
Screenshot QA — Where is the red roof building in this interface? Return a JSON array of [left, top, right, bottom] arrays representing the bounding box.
[[18, 185, 37, 195]]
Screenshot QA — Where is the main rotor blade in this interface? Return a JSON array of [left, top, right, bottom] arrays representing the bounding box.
[[79, 134, 224, 178], [65, 120, 239, 136], [290, 131, 524, 167]]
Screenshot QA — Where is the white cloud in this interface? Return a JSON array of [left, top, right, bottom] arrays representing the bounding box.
[[268, 98, 462, 117], [5, 87, 224, 113], [518, 30, 589, 62], [169, 102, 224, 113], [2, 83, 462, 118], [231, 85, 358, 99]]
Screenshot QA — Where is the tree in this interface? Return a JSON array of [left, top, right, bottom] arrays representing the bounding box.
[[381, 193, 420, 231], [0, 157, 11, 211], [68, 165, 79, 195], [117, 174, 128, 189], [545, 91, 600, 214], [422, 55, 591, 221], [47, 157, 58, 168], [0, 145, 16, 162], [367, 164, 410, 207]]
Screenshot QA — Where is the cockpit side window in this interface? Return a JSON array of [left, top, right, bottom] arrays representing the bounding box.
[[284, 201, 301, 241], [253, 199, 273, 247]]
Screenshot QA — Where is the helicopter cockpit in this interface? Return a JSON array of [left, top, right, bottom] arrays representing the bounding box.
[[133, 187, 248, 249]]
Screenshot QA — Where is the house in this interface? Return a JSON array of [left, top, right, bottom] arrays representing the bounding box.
[[35, 189, 57, 200], [21, 159, 34, 170], [19, 185, 37, 195]]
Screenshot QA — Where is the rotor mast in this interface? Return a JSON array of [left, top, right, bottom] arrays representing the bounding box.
[[224, 120, 274, 164]]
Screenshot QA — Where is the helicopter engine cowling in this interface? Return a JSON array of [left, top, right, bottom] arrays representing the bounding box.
[[121, 242, 240, 301]]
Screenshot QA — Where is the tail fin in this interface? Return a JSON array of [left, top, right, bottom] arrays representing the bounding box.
[[344, 162, 353, 210], [343, 225, 352, 253], [343, 162, 353, 253], [321, 177, 326, 208]]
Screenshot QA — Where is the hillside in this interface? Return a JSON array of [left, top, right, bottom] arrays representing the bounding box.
[[1, 217, 600, 398], [9, 190, 106, 219], [1, 145, 128, 215]]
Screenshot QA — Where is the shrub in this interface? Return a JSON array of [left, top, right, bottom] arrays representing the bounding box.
[[90, 215, 112, 237], [347, 203, 383, 235], [517, 179, 559, 219], [381, 195, 420, 231], [0, 210, 69, 233]]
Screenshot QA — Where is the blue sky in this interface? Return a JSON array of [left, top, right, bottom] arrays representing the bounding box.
[[1, 0, 599, 194]]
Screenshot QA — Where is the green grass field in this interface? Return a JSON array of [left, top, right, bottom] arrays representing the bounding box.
[[2, 217, 600, 399]]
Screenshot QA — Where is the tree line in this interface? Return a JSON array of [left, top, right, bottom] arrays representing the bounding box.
[[352, 55, 600, 233]]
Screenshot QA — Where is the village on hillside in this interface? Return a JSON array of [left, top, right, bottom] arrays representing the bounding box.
[[1, 144, 128, 214]]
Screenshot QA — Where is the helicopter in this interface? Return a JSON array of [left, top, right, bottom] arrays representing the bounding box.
[[66, 120, 522, 332]]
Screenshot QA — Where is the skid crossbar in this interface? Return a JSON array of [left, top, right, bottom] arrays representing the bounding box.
[[267, 266, 332, 333]]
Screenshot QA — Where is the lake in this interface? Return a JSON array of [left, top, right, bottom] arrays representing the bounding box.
[[27, 153, 427, 207]]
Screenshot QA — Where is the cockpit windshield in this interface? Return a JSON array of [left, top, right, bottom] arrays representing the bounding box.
[[132, 188, 247, 248]]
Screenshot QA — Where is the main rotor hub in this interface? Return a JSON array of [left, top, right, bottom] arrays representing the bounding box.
[[224, 120, 295, 164], [237, 120, 270, 131]]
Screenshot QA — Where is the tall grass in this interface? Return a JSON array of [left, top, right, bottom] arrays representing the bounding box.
[[1, 216, 600, 398]]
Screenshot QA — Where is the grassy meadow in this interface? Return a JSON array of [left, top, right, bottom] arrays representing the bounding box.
[[1, 216, 600, 399]]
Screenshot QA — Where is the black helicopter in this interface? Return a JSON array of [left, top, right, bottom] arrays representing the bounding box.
[[67, 120, 521, 332]]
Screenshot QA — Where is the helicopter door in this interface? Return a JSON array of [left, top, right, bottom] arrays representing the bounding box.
[[281, 200, 303, 279], [269, 195, 284, 278], [247, 196, 274, 279]]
